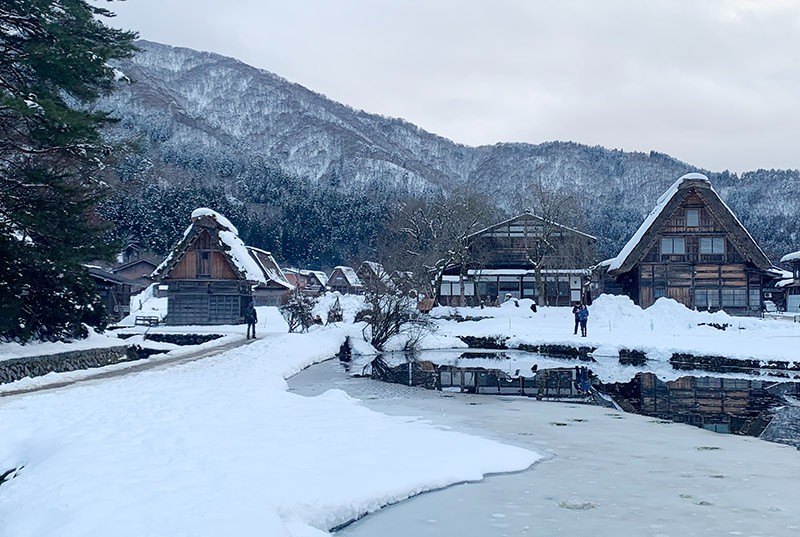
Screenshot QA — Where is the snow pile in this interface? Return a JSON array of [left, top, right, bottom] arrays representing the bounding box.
[[121, 283, 168, 325], [313, 292, 367, 323], [0, 328, 540, 537]]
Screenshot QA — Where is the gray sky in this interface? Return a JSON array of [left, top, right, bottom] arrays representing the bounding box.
[[111, 0, 800, 172]]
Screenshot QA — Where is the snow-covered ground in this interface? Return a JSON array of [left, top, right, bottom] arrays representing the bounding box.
[[0, 316, 539, 536], [4, 295, 800, 536]]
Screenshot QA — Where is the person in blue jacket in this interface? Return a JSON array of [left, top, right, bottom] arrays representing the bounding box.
[[578, 305, 589, 337]]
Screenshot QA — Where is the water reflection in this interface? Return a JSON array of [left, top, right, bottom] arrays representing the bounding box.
[[601, 373, 800, 439], [357, 349, 800, 446]]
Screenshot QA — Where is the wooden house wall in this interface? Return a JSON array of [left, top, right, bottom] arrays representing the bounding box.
[[472, 231, 594, 269], [166, 280, 250, 325], [168, 250, 237, 280]]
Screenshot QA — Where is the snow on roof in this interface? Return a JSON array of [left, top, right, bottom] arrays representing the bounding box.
[[191, 208, 238, 235], [153, 209, 265, 283], [334, 266, 362, 286], [606, 174, 703, 272], [308, 270, 329, 286], [776, 278, 796, 288], [470, 212, 597, 241], [218, 231, 267, 284], [247, 247, 293, 290], [606, 172, 769, 273], [781, 250, 800, 263]]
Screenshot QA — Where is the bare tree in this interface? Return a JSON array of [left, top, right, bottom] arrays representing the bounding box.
[[359, 264, 431, 351], [397, 189, 496, 306], [510, 179, 594, 305]]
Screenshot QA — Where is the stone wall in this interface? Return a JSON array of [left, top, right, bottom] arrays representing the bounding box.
[[0, 346, 133, 385]]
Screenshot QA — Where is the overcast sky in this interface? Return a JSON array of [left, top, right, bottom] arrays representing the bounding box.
[[111, 0, 800, 172]]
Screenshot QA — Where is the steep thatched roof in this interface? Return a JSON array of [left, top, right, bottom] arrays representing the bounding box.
[[607, 173, 771, 275]]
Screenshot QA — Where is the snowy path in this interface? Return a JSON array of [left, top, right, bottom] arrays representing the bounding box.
[[289, 361, 800, 537]]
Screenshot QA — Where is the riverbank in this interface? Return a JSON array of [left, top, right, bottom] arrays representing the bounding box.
[[290, 360, 800, 537]]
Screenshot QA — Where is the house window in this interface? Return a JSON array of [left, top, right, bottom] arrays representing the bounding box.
[[694, 289, 719, 309], [661, 237, 686, 255], [700, 237, 725, 254], [686, 209, 699, 227], [197, 251, 211, 277], [721, 289, 747, 308], [749, 288, 761, 309]]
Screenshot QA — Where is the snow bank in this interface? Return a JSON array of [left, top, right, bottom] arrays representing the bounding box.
[[0, 327, 122, 363], [313, 292, 367, 323], [0, 325, 539, 537]]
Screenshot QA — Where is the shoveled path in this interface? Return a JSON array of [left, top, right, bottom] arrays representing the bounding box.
[[289, 360, 800, 537], [0, 336, 255, 399]]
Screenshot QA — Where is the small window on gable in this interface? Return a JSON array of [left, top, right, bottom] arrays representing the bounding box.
[[686, 209, 699, 228]]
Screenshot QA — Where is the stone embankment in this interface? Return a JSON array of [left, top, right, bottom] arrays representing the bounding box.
[[0, 346, 134, 385]]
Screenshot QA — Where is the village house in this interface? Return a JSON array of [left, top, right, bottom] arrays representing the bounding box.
[[283, 269, 328, 295], [327, 266, 363, 294], [152, 209, 293, 325], [441, 212, 597, 306], [86, 266, 145, 323], [604, 173, 775, 315], [357, 261, 391, 290], [247, 247, 294, 306], [110, 258, 159, 288], [778, 250, 800, 312]]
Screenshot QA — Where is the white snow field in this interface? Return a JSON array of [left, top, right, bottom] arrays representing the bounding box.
[[0, 320, 539, 536]]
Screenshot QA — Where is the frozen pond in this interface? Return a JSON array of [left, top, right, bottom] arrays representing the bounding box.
[[288, 360, 800, 537]]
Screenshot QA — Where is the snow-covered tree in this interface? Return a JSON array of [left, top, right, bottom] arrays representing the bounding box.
[[0, 0, 137, 340]]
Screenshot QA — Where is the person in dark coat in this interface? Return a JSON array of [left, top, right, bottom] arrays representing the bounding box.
[[578, 305, 589, 337], [572, 303, 581, 335], [245, 303, 258, 339]]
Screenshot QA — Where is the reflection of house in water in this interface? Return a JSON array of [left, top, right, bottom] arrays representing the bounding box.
[[605, 373, 795, 436]]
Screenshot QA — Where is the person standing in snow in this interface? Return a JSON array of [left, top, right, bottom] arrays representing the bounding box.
[[245, 302, 258, 339], [572, 303, 581, 335], [578, 305, 589, 337]]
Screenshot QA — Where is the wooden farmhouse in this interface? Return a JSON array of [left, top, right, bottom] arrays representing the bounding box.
[[152, 209, 293, 325], [282, 269, 328, 295], [328, 266, 363, 294], [110, 258, 158, 287], [247, 247, 294, 306], [605, 173, 774, 315], [87, 266, 144, 323], [778, 250, 800, 312], [357, 261, 391, 290], [442, 212, 597, 306]]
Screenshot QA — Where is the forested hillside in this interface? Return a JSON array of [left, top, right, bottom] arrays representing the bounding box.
[[97, 40, 800, 269]]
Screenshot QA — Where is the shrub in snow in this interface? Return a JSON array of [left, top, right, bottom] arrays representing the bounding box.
[[279, 291, 317, 333]]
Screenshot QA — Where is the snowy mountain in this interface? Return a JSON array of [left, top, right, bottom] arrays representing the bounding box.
[[98, 40, 800, 264]]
